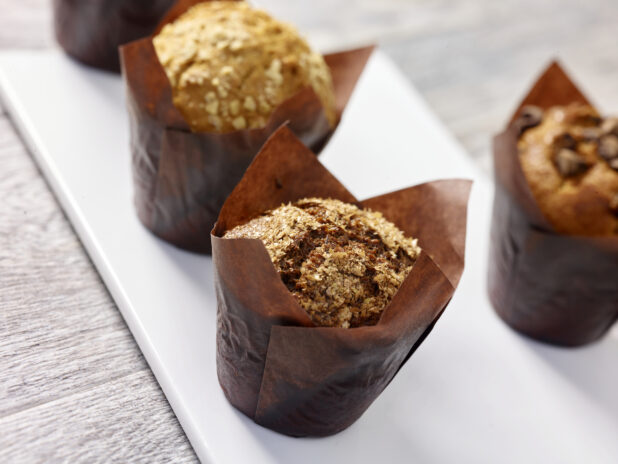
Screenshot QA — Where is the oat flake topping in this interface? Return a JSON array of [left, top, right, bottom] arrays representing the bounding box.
[[153, 1, 336, 133]]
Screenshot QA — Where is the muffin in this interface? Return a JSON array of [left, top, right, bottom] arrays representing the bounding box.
[[212, 125, 471, 437], [515, 103, 618, 235], [120, 0, 372, 254], [53, 0, 175, 72], [488, 61, 618, 347], [153, 1, 336, 132], [224, 198, 421, 328]]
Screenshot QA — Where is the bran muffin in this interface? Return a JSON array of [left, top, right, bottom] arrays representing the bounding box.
[[224, 198, 421, 328], [516, 103, 618, 235], [153, 1, 336, 133]]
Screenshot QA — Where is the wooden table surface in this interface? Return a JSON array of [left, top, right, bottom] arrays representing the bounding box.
[[1, 0, 617, 462]]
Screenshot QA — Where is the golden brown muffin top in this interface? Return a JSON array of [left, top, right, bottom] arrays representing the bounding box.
[[153, 1, 336, 133], [224, 198, 421, 328], [516, 104, 618, 235]]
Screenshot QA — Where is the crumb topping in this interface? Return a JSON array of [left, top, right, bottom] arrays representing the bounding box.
[[224, 198, 421, 328], [153, 1, 336, 133], [516, 104, 618, 235]]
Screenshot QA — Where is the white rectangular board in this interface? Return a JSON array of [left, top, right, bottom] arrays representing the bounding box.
[[0, 49, 616, 464]]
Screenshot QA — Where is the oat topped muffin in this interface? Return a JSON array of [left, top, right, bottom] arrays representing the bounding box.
[[224, 198, 421, 328], [516, 103, 618, 235], [153, 1, 336, 133]]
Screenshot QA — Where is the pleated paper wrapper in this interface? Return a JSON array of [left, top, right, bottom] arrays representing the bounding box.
[[211, 126, 472, 436]]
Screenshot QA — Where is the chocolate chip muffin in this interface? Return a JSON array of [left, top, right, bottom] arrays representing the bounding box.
[[223, 198, 421, 328], [516, 103, 618, 235], [153, 1, 336, 133]]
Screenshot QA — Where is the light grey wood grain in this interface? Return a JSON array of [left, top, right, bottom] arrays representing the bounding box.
[[1, 0, 617, 462], [0, 8, 198, 456], [0, 110, 198, 461], [0, 121, 144, 418], [0, 370, 195, 463]]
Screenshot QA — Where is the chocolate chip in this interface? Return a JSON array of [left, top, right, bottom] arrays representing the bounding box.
[[598, 135, 618, 161], [553, 133, 577, 150], [515, 105, 543, 134], [554, 149, 589, 177], [601, 118, 618, 137], [275, 177, 283, 188], [610, 158, 618, 171]]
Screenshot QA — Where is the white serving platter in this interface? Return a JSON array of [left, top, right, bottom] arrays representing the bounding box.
[[0, 49, 616, 464]]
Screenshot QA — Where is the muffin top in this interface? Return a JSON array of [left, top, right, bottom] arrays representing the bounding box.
[[224, 198, 421, 328], [516, 103, 618, 235], [153, 1, 336, 133]]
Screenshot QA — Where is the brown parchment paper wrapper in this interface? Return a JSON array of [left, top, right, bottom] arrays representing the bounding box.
[[211, 125, 472, 437], [53, 0, 175, 72], [120, 0, 374, 254], [488, 61, 618, 347]]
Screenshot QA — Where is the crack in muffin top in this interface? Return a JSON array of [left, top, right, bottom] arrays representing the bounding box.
[[153, 1, 336, 133], [223, 198, 421, 328]]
